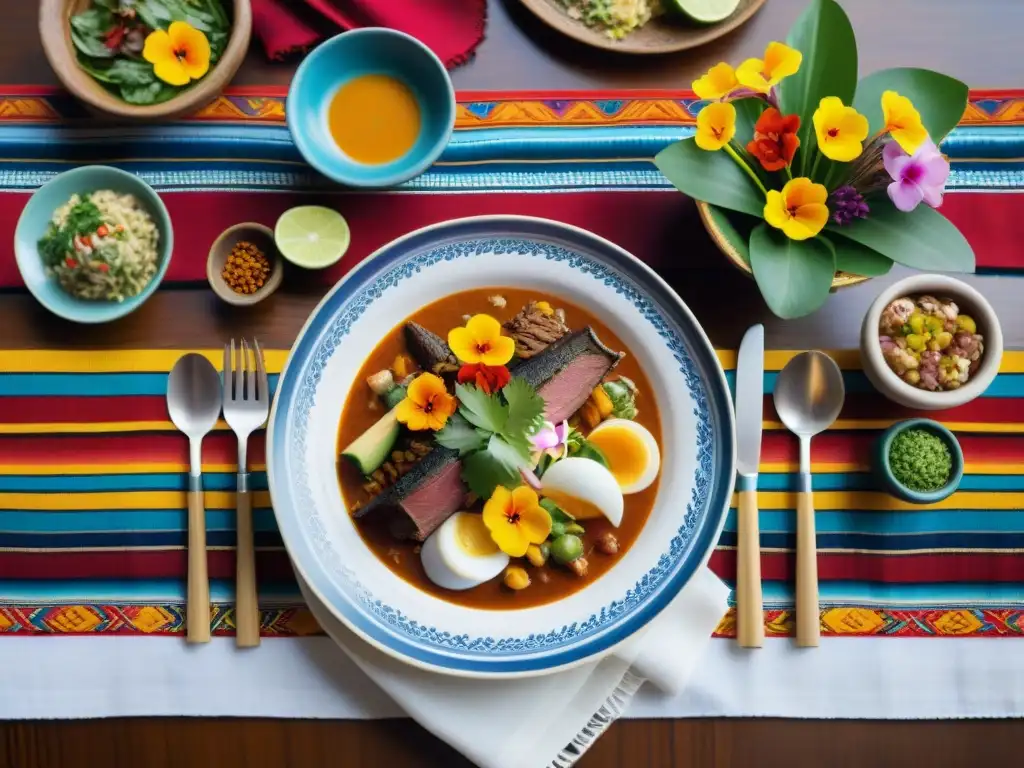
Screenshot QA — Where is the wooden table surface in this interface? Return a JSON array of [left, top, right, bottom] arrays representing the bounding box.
[[2, 0, 1023, 766]]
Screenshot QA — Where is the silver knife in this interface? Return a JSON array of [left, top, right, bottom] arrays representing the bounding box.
[[735, 324, 765, 648]]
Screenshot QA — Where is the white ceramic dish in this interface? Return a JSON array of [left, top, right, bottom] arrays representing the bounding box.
[[266, 216, 735, 678], [860, 274, 1003, 410]]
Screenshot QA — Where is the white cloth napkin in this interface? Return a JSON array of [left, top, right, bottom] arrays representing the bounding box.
[[299, 566, 730, 768]]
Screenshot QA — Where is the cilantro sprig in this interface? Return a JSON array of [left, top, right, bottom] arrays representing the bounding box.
[[435, 379, 545, 499]]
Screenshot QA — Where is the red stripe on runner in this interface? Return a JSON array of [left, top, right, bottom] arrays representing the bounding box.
[[0, 190, 1021, 288], [764, 394, 1024, 426], [0, 549, 294, 581], [710, 550, 1024, 583], [761, 432, 1024, 466], [0, 433, 266, 466], [0, 396, 169, 424]]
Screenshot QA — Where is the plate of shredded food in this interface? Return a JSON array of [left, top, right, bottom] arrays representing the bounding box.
[[15, 165, 173, 323], [518, 0, 766, 54], [266, 216, 735, 677]]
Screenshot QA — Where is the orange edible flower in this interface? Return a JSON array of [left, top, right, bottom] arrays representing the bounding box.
[[448, 314, 516, 366], [394, 373, 456, 431], [457, 363, 511, 395], [746, 108, 801, 171], [143, 22, 211, 87], [482, 486, 552, 558]]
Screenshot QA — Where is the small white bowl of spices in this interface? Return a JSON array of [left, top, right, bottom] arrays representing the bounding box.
[[207, 223, 283, 307]]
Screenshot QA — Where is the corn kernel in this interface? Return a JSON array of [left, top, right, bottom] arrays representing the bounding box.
[[534, 301, 554, 316], [504, 566, 530, 591], [956, 315, 977, 334]]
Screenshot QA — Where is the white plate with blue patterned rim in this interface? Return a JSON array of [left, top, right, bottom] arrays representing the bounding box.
[[267, 216, 735, 679]]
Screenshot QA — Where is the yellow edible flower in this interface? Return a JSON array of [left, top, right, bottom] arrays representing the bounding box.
[[764, 177, 829, 241], [692, 62, 739, 100], [735, 42, 802, 94], [482, 486, 552, 558], [394, 373, 456, 431], [694, 101, 736, 151], [881, 90, 929, 155], [142, 21, 211, 87], [812, 97, 869, 162], [448, 314, 516, 367]]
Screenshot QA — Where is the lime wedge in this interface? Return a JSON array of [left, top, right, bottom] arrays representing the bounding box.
[[274, 206, 351, 269], [667, 0, 742, 23]]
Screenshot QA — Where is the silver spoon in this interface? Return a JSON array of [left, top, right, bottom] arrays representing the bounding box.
[[773, 351, 845, 647], [167, 353, 223, 644]]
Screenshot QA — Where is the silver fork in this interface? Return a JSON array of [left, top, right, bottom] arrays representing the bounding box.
[[223, 339, 270, 648]]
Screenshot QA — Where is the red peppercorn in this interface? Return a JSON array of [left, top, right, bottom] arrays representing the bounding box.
[[65, 258, 78, 269]]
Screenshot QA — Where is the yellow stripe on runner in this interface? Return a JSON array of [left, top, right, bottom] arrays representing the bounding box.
[[0, 349, 289, 374], [0, 463, 268, 476], [0, 491, 272, 510], [758, 461, 1024, 475], [716, 349, 1024, 373], [730, 491, 1024, 511], [0, 421, 232, 434]]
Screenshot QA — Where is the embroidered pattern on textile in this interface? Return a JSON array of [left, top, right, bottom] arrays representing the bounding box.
[[0, 605, 1019, 636], [0, 91, 1020, 127]]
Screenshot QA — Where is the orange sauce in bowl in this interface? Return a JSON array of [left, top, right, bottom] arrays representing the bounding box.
[[327, 74, 422, 165]]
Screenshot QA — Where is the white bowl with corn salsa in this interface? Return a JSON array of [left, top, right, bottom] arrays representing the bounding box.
[[861, 274, 1003, 410]]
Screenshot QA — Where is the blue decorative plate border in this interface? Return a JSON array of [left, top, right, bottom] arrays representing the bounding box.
[[267, 217, 735, 675]]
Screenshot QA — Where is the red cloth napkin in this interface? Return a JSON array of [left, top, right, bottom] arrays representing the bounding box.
[[252, 0, 487, 68]]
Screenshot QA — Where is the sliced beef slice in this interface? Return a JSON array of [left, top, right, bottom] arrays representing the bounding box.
[[356, 326, 622, 541]]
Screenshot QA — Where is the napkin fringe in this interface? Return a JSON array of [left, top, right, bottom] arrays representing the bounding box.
[[546, 670, 645, 768]]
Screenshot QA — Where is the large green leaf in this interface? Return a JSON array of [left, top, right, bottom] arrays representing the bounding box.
[[654, 139, 764, 218], [853, 68, 968, 143], [705, 205, 757, 265], [732, 97, 765, 148], [749, 225, 836, 319], [822, 234, 893, 276], [779, 0, 858, 175], [826, 199, 975, 272]]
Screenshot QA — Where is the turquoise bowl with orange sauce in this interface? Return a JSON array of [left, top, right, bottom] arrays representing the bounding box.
[[287, 29, 456, 189]]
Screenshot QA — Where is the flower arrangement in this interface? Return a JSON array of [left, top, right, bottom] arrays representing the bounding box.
[[655, 0, 974, 319], [69, 0, 229, 106]]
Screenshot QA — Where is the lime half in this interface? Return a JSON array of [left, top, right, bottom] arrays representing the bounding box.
[[274, 206, 351, 269], [667, 0, 742, 23]]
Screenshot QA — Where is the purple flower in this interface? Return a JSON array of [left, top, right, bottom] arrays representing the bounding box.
[[883, 138, 950, 213], [530, 420, 570, 458], [829, 185, 869, 225]]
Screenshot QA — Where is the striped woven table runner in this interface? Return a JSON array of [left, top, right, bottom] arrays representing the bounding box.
[[0, 349, 1020, 638]]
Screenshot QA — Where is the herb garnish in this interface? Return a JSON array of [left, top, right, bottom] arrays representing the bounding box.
[[435, 379, 545, 498], [38, 199, 104, 267]]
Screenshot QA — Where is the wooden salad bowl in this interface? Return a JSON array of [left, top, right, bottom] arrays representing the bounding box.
[[40, 0, 252, 121], [696, 200, 870, 290]]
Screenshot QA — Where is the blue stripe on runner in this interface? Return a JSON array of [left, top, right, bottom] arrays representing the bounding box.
[[723, 370, 1024, 397], [0, 373, 281, 397], [0, 530, 285, 549], [755, 580, 1024, 607], [0, 472, 270, 493], [0, 508, 278, 533], [723, 508, 1024, 535], [717, 530, 1024, 551], [0, 578, 302, 603]]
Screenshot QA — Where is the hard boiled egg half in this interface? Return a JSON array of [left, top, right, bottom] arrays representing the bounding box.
[[587, 419, 661, 494], [421, 511, 509, 591], [541, 457, 624, 527]]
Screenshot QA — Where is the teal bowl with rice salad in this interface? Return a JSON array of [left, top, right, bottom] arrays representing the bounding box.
[[14, 165, 173, 324]]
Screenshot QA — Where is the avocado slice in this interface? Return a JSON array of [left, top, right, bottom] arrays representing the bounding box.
[[341, 410, 401, 476]]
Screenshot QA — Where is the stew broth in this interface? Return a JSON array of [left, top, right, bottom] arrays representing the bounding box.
[[337, 288, 662, 610]]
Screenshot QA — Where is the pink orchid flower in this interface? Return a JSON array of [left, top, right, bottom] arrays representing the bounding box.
[[530, 420, 569, 459], [883, 138, 950, 213]]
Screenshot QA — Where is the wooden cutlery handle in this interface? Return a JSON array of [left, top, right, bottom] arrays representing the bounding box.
[[235, 487, 261, 647], [796, 488, 820, 647], [187, 486, 211, 644], [736, 487, 764, 648]]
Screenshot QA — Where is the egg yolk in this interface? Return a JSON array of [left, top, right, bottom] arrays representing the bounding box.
[[541, 489, 607, 521], [455, 513, 500, 556], [588, 426, 649, 487]]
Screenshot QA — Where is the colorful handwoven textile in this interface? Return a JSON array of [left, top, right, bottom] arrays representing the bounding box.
[[0, 87, 1020, 292], [0, 349, 1020, 638]]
